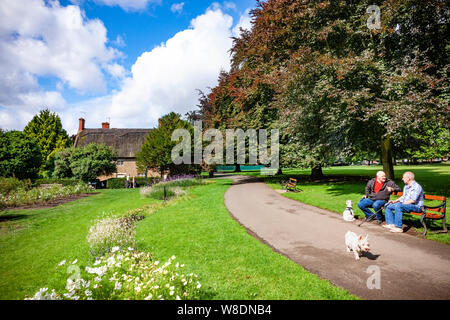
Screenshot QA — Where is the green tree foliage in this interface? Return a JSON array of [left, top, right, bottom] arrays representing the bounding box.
[[0, 130, 42, 180], [136, 112, 196, 177], [53, 143, 117, 182], [197, 0, 449, 178], [23, 108, 71, 176]]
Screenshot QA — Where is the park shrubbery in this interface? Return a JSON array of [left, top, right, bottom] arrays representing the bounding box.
[[140, 176, 204, 200], [0, 183, 95, 209], [33, 178, 83, 187], [106, 177, 157, 189], [0, 177, 32, 196]]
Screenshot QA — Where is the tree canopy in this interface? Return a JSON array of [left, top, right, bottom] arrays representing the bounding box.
[[23, 108, 71, 176], [194, 0, 449, 178], [53, 143, 117, 182], [0, 130, 42, 180], [136, 112, 197, 177]]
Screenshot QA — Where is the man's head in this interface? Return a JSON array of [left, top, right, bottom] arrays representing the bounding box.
[[376, 171, 387, 183], [402, 171, 415, 185]]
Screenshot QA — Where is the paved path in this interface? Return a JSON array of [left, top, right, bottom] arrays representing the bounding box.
[[222, 175, 450, 300]]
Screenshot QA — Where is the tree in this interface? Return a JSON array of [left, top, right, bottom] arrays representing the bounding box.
[[136, 113, 196, 177], [53, 143, 117, 182], [23, 108, 71, 176], [198, 0, 449, 178], [0, 130, 42, 179]]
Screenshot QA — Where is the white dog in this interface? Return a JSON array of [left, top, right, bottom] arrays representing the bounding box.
[[343, 200, 355, 221], [345, 231, 370, 260]]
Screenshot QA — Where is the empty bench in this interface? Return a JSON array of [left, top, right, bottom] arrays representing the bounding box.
[[392, 191, 447, 235], [281, 178, 299, 192]]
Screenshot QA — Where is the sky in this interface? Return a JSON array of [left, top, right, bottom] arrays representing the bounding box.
[[0, 0, 256, 135]]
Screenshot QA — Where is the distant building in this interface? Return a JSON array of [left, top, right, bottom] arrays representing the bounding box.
[[74, 118, 156, 181]]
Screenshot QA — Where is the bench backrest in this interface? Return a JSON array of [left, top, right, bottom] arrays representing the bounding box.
[[392, 191, 446, 218]]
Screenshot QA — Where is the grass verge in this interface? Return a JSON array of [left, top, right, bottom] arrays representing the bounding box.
[[135, 179, 356, 300]]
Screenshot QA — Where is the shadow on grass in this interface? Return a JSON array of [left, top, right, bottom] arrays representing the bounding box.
[[0, 214, 29, 222]]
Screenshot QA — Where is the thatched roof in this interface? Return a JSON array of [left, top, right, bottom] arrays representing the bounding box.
[[74, 128, 152, 158]]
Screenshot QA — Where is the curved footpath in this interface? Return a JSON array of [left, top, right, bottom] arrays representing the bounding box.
[[221, 175, 450, 300]]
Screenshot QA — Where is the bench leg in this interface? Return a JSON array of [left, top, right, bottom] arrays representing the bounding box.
[[420, 214, 427, 236], [443, 216, 448, 233]]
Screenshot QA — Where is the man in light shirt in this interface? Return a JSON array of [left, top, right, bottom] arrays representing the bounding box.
[[383, 171, 425, 233]]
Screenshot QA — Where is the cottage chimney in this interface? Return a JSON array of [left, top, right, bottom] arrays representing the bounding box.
[[102, 122, 110, 129], [78, 118, 85, 132]]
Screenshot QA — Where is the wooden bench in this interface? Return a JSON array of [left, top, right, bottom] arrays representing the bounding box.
[[391, 191, 447, 235], [281, 178, 299, 192]]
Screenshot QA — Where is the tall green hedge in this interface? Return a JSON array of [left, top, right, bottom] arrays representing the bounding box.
[[106, 177, 157, 189]]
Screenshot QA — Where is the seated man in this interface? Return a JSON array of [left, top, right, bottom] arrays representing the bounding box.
[[358, 171, 401, 224], [383, 171, 424, 233]]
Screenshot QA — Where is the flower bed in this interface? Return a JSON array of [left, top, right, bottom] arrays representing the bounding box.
[[0, 183, 94, 209], [25, 249, 202, 300]]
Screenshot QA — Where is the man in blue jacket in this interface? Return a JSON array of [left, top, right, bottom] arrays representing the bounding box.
[[383, 171, 425, 233]]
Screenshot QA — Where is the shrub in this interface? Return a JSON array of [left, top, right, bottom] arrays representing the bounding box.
[[0, 177, 32, 196], [106, 177, 156, 189], [33, 178, 83, 187], [87, 215, 137, 257], [0, 183, 94, 208], [25, 250, 202, 300]]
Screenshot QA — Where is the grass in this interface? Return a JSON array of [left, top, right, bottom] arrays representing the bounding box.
[[233, 164, 450, 244], [0, 189, 158, 300], [136, 179, 356, 300], [0, 180, 356, 300]]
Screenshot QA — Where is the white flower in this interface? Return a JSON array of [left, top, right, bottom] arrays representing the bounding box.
[[111, 246, 120, 253], [85, 290, 92, 297], [114, 281, 122, 291], [169, 291, 174, 296], [196, 283, 201, 289], [58, 260, 66, 266], [72, 259, 78, 264], [144, 294, 153, 300]]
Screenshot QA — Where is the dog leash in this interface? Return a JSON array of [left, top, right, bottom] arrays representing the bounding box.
[[357, 201, 392, 227]]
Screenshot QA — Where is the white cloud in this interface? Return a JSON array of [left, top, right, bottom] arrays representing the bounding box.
[[0, 4, 254, 135], [232, 9, 252, 37], [92, 0, 161, 11], [223, 1, 237, 11], [106, 63, 127, 79], [0, 0, 123, 130], [170, 2, 184, 14], [102, 8, 234, 131]]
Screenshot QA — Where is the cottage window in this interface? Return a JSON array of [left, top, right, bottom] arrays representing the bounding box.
[[117, 160, 124, 166]]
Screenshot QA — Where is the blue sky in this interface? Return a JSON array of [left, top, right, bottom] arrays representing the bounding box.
[[0, 0, 257, 134]]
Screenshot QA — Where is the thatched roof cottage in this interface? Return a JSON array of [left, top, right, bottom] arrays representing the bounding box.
[[74, 118, 155, 180]]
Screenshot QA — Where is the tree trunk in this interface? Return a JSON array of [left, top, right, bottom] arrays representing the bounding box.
[[234, 164, 241, 172], [276, 168, 283, 175], [311, 166, 323, 179], [381, 135, 395, 180]]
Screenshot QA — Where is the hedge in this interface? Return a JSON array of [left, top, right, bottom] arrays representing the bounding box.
[[106, 177, 158, 189]]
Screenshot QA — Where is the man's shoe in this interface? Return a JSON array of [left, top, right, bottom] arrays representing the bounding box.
[[377, 220, 383, 225], [365, 215, 376, 222], [390, 227, 404, 233], [382, 224, 394, 229]]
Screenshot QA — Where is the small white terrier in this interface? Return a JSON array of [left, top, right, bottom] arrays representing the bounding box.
[[343, 200, 355, 221], [345, 231, 370, 260]]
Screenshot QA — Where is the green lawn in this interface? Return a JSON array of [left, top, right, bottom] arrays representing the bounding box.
[[0, 181, 356, 300], [136, 179, 355, 300], [234, 164, 450, 244], [0, 189, 158, 300]]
